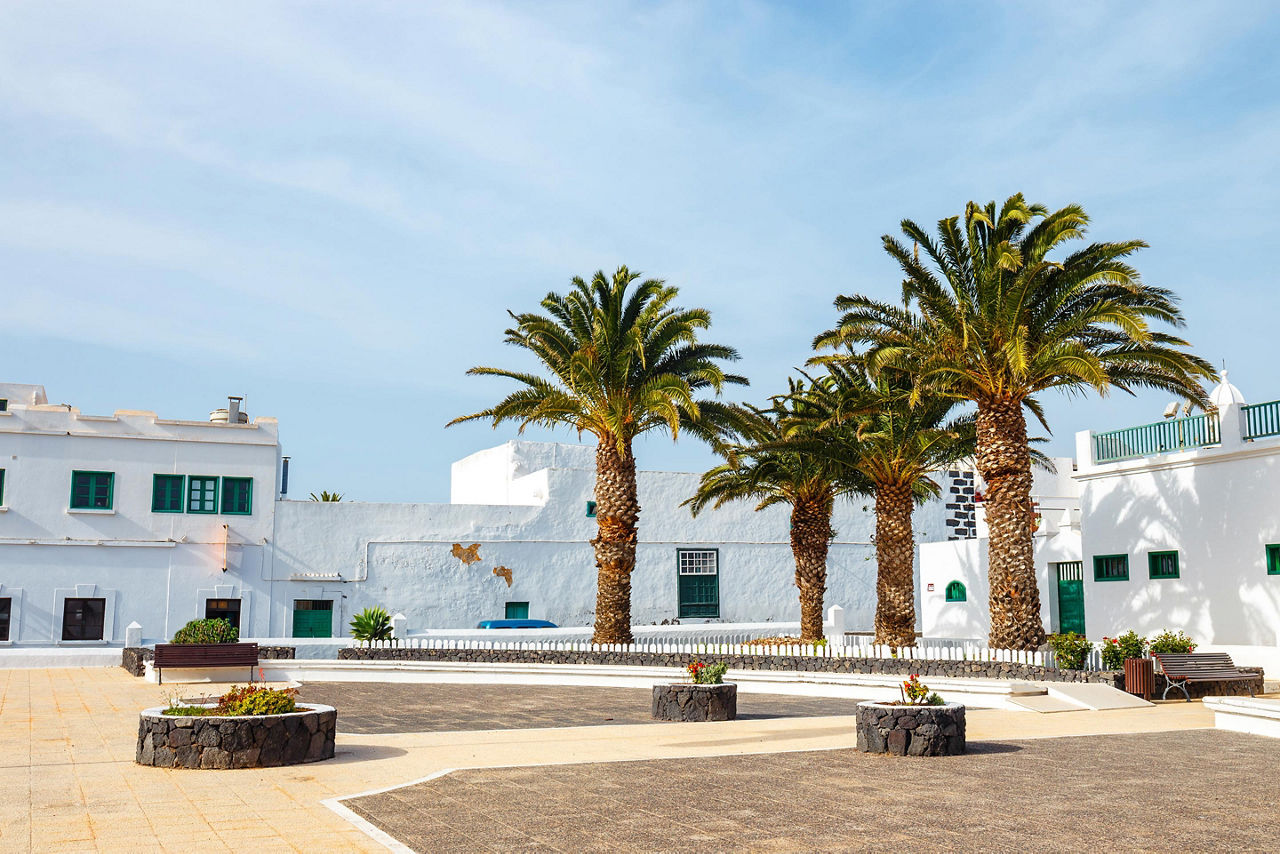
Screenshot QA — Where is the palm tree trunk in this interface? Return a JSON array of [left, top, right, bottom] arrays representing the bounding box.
[[873, 482, 916, 648], [790, 491, 833, 642], [976, 397, 1045, 650], [591, 438, 640, 644]]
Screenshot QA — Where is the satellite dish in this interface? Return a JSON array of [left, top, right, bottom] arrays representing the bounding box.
[[1163, 401, 1179, 419]]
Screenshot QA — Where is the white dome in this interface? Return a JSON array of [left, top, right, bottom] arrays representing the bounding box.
[[1209, 370, 1245, 409]]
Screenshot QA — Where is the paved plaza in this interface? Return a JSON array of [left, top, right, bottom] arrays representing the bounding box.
[[0, 666, 1262, 852], [348, 730, 1280, 853]]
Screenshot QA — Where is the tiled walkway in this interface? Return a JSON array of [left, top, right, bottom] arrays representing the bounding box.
[[349, 730, 1280, 853], [296, 682, 858, 733], [0, 666, 1227, 852]]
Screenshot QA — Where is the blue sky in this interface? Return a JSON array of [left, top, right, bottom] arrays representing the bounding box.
[[3, 2, 1279, 502]]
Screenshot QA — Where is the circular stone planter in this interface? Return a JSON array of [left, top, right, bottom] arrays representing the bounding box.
[[136, 704, 336, 769], [652, 683, 737, 722], [855, 701, 965, 756]]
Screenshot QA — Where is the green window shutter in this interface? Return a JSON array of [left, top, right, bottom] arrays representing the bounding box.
[[1148, 550, 1179, 579], [222, 477, 253, 515], [945, 581, 967, 602], [1093, 554, 1129, 582], [152, 474, 185, 513], [187, 477, 219, 513], [505, 602, 530, 620], [585, 501, 597, 517], [70, 471, 114, 509], [677, 549, 720, 618], [1267, 545, 1280, 576], [0, 469, 5, 506], [292, 600, 333, 638]]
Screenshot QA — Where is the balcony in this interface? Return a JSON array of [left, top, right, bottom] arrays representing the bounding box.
[[1092, 412, 1220, 463]]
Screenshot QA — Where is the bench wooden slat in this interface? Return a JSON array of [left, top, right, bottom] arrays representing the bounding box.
[[153, 643, 259, 684], [1152, 652, 1258, 699]]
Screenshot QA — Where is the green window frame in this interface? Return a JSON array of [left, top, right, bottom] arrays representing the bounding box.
[[187, 476, 219, 514], [70, 471, 114, 509], [505, 601, 530, 620], [0, 468, 5, 506], [677, 549, 720, 618], [1093, 554, 1129, 582], [585, 500, 597, 517], [221, 477, 253, 515], [1148, 550, 1180, 580], [1267, 544, 1280, 576], [152, 474, 185, 513], [945, 580, 967, 602]]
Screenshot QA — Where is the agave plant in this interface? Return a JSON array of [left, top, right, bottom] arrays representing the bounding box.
[[309, 491, 344, 502], [349, 606, 393, 642]]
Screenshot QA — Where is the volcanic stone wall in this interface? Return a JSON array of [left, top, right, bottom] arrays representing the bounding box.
[[136, 705, 335, 769]]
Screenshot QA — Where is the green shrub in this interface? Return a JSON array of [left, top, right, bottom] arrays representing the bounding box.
[[171, 617, 238, 645], [1148, 630, 1196, 655], [1046, 632, 1094, 670], [687, 660, 729, 684], [163, 684, 298, 717], [350, 606, 393, 642], [1100, 630, 1148, 670]]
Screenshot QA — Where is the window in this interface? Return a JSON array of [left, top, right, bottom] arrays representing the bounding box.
[[585, 501, 597, 517], [152, 474, 184, 513], [945, 581, 967, 602], [1267, 544, 1280, 576], [187, 476, 218, 514], [205, 598, 241, 630], [0, 598, 9, 641], [1093, 554, 1129, 582], [505, 602, 530, 620], [0, 398, 7, 411], [221, 477, 252, 515], [1148, 550, 1180, 580], [0, 468, 5, 505], [677, 549, 720, 618], [70, 471, 113, 509], [62, 597, 106, 641]]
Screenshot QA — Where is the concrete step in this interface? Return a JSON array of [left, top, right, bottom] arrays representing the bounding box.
[[1007, 694, 1086, 713], [1045, 682, 1154, 710]]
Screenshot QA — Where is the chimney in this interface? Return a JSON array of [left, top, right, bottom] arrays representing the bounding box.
[[281, 456, 290, 496], [228, 396, 243, 423]]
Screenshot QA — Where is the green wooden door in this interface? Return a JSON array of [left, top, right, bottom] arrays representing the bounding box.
[[1054, 562, 1086, 634], [292, 600, 333, 638]]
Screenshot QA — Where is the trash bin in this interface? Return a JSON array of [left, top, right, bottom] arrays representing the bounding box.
[[1124, 657, 1154, 700]]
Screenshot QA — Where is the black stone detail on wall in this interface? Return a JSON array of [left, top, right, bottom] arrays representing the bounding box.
[[339, 646, 1122, 684], [136, 706, 336, 769], [651, 683, 737, 721], [856, 702, 965, 756]]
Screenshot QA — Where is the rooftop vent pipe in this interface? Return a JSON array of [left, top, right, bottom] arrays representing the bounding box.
[[209, 395, 248, 424]]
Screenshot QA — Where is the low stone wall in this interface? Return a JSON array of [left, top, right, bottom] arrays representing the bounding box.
[[122, 645, 295, 677], [340, 646, 1121, 684], [652, 683, 737, 722], [856, 702, 965, 756], [136, 704, 336, 769]]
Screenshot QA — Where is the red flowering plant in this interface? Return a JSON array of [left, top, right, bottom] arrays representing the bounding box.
[[898, 673, 945, 706], [1100, 631, 1148, 670], [686, 660, 729, 684]]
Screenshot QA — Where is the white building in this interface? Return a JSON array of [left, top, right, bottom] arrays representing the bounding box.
[[0, 382, 945, 645], [920, 372, 1280, 672]]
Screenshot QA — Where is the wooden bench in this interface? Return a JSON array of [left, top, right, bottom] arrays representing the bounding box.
[[152, 642, 259, 685], [1152, 652, 1257, 701]]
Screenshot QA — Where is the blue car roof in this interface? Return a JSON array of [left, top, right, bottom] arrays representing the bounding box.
[[475, 619, 558, 629]]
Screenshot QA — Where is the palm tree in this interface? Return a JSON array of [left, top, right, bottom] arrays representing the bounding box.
[[815, 195, 1215, 649], [309, 491, 344, 502], [450, 266, 746, 643], [684, 381, 866, 642], [797, 364, 974, 648]]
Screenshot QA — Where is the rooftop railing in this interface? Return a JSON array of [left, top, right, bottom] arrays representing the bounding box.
[[1093, 412, 1220, 463], [1243, 399, 1280, 441]]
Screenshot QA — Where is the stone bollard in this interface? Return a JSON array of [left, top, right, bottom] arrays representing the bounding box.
[[390, 613, 407, 639], [125, 621, 143, 649]]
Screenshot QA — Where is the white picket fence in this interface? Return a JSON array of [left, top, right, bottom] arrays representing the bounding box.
[[354, 635, 1105, 670]]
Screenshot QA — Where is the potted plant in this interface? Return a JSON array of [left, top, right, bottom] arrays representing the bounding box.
[[138, 684, 337, 769], [651, 659, 737, 722], [856, 674, 966, 756]]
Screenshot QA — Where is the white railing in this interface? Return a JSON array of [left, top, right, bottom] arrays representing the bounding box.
[[353, 635, 1087, 669]]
